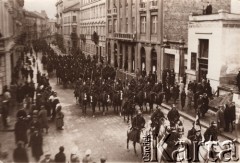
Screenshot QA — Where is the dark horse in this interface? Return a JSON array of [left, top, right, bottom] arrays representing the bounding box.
[[80, 91, 88, 115], [134, 91, 144, 111], [99, 91, 111, 115], [144, 91, 155, 113], [112, 90, 123, 116], [89, 92, 97, 117], [122, 99, 135, 123]]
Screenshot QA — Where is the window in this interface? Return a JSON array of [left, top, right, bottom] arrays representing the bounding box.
[[119, 18, 122, 32], [113, 19, 117, 33], [72, 27, 77, 33], [191, 53, 197, 70], [199, 39, 209, 58], [108, 20, 112, 33], [126, 18, 128, 32], [151, 15, 157, 34], [73, 16, 76, 22], [132, 17, 135, 32], [140, 16, 146, 34]]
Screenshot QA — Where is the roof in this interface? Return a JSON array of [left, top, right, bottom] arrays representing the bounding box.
[[24, 10, 45, 19], [63, 3, 80, 13]]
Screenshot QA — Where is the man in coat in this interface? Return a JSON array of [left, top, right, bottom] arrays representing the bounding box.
[[151, 106, 165, 137], [29, 130, 43, 162], [13, 141, 29, 163], [54, 146, 66, 163], [167, 105, 180, 127], [14, 118, 28, 146], [130, 110, 146, 143], [216, 105, 225, 131], [229, 102, 236, 131], [204, 121, 218, 142]]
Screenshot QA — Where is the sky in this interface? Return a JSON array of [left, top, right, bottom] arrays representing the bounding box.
[[24, 0, 57, 19]]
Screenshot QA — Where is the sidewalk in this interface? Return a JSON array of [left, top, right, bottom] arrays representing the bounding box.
[[159, 101, 240, 143]]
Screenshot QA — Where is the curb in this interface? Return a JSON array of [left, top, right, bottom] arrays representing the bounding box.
[[160, 103, 239, 143]]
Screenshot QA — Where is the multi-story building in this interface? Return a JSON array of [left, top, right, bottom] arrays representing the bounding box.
[[24, 10, 49, 43], [79, 0, 106, 59], [62, 2, 80, 52], [0, 0, 25, 93], [106, 0, 230, 81], [56, 0, 64, 34], [48, 19, 57, 42]]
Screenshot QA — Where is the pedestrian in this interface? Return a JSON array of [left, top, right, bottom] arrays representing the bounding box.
[[205, 2, 212, 15], [204, 121, 218, 142], [54, 146, 66, 163], [13, 141, 29, 163], [40, 152, 54, 163], [29, 130, 43, 162], [216, 105, 225, 132], [187, 89, 193, 110], [100, 156, 107, 163], [237, 71, 240, 91], [70, 147, 80, 163], [38, 105, 49, 133], [82, 149, 93, 163], [229, 102, 236, 131], [167, 105, 180, 127], [224, 104, 231, 132], [14, 118, 28, 146], [180, 89, 186, 110], [1, 100, 9, 128], [56, 104, 64, 130]]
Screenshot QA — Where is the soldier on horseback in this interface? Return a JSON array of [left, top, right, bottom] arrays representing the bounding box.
[[151, 106, 165, 138], [127, 109, 146, 154]]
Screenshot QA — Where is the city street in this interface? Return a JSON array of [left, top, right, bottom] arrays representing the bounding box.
[[0, 57, 228, 162]]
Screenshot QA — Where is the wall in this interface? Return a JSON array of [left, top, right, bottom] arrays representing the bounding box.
[[163, 0, 231, 44]]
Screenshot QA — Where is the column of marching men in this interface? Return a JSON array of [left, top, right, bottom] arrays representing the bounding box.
[[39, 41, 238, 162]]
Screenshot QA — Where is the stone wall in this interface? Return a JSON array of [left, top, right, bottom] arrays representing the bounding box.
[[163, 0, 231, 45]]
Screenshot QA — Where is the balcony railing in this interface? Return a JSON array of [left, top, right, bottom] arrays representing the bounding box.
[[150, 1, 158, 11], [139, 2, 146, 12], [114, 32, 136, 41]]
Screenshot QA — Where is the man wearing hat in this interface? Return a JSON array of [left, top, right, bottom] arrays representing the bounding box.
[[40, 151, 54, 163], [130, 110, 146, 143], [82, 149, 92, 163], [151, 106, 165, 138], [204, 121, 218, 142], [201, 93, 209, 117], [167, 105, 180, 127]]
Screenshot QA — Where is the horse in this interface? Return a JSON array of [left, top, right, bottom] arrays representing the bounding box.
[[122, 100, 135, 123], [135, 91, 144, 111], [144, 91, 155, 113], [89, 92, 97, 117], [80, 92, 89, 115], [112, 90, 123, 116], [127, 120, 153, 156], [154, 92, 164, 106], [99, 91, 111, 115]]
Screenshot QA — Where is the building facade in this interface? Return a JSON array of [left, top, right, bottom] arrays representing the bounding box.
[[79, 0, 106, 58], [106, 0, 231, 81], [47, 19, 57, 42], [62, 2, 80, 53], [0, 0, 25, 93], [56, 0, 64, 35], [187, 10, 240, 92]]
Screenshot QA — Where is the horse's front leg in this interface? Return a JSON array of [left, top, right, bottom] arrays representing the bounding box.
[[133, 142, 137, 155]]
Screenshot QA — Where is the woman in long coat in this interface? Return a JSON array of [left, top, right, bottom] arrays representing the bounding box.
[[29, 130, 43, 162], [216, 105, 225, 131], [38, 106, 49, 133], [56, 104, 64, 130]]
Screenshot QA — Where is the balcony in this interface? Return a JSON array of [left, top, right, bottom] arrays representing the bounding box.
[[113, 8, 117, 16], [150, 1, 158, 11], [114, 32, 136, 42], [107, 9, 111, 17], [139, 2, 146, 13]]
